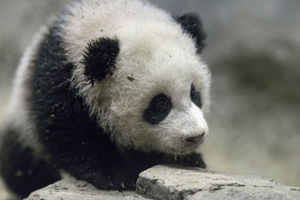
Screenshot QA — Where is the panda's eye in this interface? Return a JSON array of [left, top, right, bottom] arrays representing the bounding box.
[[143, 94, 172, 125], [190, 84, 202, 108], [156, 101, 168, 111]]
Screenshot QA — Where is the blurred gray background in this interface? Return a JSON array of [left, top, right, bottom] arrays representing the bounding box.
[[1, 0, 300, 199]]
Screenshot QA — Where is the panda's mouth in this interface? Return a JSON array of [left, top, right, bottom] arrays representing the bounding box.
[[175, 134, 205, 154], [165, 139, 204, 155], [155, 132, 205, 156], [167, 147, 197, 155]]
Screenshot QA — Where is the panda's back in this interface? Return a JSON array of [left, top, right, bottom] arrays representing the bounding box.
[[5, 27, 50, 150]]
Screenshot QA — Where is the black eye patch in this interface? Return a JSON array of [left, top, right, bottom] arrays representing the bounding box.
[[143, 94, 172, 125], [190, 84, 202, 108]]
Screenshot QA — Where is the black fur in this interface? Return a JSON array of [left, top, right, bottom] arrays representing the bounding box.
[[82, 37, 120, 85], [190, 84, 202, 108], [0, 129, 61, 198], [1, 17, 206, 197], [175, 13, 206, 54], [143, 93, 172, 125]]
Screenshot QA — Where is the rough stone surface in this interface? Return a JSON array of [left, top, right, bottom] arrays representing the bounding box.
[[25, 177, 145, 200], [136, 165, 300, 200], [23, 165, 300, 200]]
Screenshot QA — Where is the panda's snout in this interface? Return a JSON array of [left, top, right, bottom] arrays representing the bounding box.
[[184, 132, 205, 145]]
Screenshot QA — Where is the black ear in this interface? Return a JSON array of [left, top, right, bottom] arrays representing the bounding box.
[[175, 13, 206, 54], [82, 37, 120, 85]]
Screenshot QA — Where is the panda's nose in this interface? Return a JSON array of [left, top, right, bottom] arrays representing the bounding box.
[[185, 132, 205, 145]]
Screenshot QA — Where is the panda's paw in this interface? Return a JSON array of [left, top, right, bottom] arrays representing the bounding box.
[[171, 152, 206, 168], [106, 179, 136, 191], [118, 180, 136, 191], [93, 174, 137, 191]]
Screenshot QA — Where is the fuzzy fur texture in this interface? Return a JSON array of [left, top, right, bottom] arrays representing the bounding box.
[[60, 0, 210, 154], [0, 0, 210, 197], [5, 27, 49, 154]]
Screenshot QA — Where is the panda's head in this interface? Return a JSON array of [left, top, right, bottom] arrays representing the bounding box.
[[60, 0, 210, 155]]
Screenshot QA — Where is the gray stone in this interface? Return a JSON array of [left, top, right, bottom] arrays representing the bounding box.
[[136, 165, 300, 200], [23, 165, 300, 200], [25, 177, 145, 200]]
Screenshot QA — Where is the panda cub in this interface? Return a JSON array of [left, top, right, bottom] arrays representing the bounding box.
[[0, 0, 211, 198]]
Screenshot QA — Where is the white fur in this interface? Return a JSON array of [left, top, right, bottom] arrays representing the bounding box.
[[57, 0, 211, 155], [5, 0, 209, 155], [6, 27, 49, 153]]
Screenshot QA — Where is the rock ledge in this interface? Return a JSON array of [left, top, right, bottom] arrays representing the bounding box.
[[137, 165, 300, 200], [26, 165, 300, 200]]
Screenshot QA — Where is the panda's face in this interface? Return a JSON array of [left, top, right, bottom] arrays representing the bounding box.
[[85, 39, 210, 155], [141, 84, 209, 155], [61, 0, 210, 155]]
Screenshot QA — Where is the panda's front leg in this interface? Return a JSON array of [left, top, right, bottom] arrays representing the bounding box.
[[56, 154, 138, 190], [77, 166, 138, 191], [49, 138, 141, 191]]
